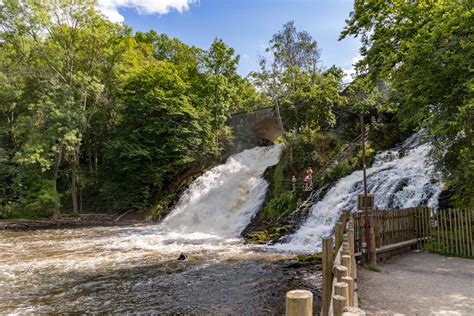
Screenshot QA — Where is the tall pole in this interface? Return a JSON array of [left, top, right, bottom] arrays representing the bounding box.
[[360, 113, 376, 266]]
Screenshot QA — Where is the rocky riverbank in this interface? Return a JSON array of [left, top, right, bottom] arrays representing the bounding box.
[[0, 212, 148, 231]]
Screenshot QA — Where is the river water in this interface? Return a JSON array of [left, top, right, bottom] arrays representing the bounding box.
[[0, 145, 305, 314], [0, 226, 298, 314], [0, 135, 443, 313]]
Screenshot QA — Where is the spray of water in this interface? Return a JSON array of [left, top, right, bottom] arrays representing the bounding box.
[[272, 133, 443, 253], [161, 144, 283, 237]]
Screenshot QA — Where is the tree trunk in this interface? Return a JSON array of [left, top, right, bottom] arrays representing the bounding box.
[[71, 146, 80, 214], [52, 145, 63, 219]]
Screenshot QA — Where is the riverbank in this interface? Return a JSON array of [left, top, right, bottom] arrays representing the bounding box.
[[0, 212, 148, 231]]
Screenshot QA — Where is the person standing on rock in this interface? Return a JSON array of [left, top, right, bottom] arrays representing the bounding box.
[[308, 166, 313, 190], [303, 174, 309, 191], [291, 175, 297, 192], [305, 167, 313, 191]]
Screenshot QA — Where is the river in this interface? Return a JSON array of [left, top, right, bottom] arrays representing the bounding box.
[[0, 134, 442, 314], [1, 145, 312, 314], [0, 225, 305, 314]]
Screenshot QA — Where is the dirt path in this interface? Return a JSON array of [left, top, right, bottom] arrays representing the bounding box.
[[358, 251, 474, 316]]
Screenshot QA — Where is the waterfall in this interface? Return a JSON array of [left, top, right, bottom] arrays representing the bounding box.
[[161, 145, 283, 237], [272, 132, 443, 253]]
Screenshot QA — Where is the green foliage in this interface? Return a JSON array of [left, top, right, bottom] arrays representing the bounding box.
[[320, 146, 375, 186], [246, 226, 291, 244], [0, 0, 260, 218], [279, 68, 345, 133], [296, 252, 322, 263], [3, 174, 58, 219], [102, 62, 213, 210], [341, 1, 473, 208], [264, 191, 297, 218]]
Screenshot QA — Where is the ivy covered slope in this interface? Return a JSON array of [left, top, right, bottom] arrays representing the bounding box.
[[0, 0, 265, 219]]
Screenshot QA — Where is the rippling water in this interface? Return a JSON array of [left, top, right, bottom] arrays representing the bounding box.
[[0, 145, 309, 314], [0, 225, 298, 314]]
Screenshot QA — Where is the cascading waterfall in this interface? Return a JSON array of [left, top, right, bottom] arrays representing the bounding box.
[[273, 132, 443, 253], [161, 144, 283, 237]]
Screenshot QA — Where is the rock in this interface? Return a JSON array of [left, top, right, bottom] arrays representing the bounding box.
[[177, 252, 188, 261]]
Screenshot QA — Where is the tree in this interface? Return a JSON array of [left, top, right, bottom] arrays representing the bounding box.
[[102, 62, 213, 210], [0, 0, 127, 216], [201, 38, 241, 153], [341, 1, 473, 207]]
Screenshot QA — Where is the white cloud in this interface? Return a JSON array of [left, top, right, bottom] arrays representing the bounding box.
[[343, 54, 362, 84], [97, 0, 196, 23]]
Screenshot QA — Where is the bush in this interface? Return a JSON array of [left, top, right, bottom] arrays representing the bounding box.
[[6, 176, 58, 219], [264, 191, 297, 218]]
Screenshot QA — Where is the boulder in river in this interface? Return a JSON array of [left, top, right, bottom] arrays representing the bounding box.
[[177, 252, 188, 261]]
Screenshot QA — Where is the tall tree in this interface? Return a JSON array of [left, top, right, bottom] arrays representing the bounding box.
[[103, 62, 213, 210], [0, 0, 127, 216], [341, 1, 473, 207], [202, 38, 240, 153]]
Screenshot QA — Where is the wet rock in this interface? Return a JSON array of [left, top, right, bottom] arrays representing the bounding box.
[[177, 252, 188, 261]]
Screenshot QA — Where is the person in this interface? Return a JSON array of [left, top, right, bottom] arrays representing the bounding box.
[[303, 174, 309, 191], [306, 166, 314, 191], [291, 175, 297, 192], [308, 167, 313, 190]]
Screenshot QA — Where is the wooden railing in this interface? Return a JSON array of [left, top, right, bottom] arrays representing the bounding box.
[[425, 208, 473, 257], [353, 207, 473, 258], [321, 213, 363, 316]]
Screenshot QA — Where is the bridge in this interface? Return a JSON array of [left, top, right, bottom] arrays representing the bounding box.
[[229, 106, 281, 143]]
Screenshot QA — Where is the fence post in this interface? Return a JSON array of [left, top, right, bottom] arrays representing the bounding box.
[[342, 255, 352, 279], [369, 213, 377, 266], [333, 295, 346, 316], [342, 276, 354, 306], [335, 282, 348, 302], [335, 222, 344, 252], [285, 290, 313, 316], [334, 265, 348, 283], [321, 237, 333, 316]]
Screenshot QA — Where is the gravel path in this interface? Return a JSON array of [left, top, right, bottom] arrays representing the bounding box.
[[358, 251, 474, 316]]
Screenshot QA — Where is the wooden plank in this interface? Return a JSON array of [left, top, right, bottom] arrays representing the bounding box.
[[443, 209, 449, 254], [426, 207, 431, 250], [436, 210, 441, 253], [454, 209, 459, 255], [462, 209, 467, 257], [376, 239, 418, 254], [335, 222, 344, 252], [422, 207, 426, 248], [457, 209, 464, 256], [468, 209, 474, 257], [413, 207, 421, 249], [448, 209, 454, 254], [321, 237, 333, 316]]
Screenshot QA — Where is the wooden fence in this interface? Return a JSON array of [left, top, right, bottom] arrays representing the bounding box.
[[353, 207, 473, 258], [321, 214, 364, 316]]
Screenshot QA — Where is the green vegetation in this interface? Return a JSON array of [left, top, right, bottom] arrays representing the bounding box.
[[341, 1, 473, 208], [0, 1, 471, 220], [0, 0, 265, 218]]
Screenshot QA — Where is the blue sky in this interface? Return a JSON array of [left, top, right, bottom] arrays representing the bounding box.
[[98, 0, 361, 80]]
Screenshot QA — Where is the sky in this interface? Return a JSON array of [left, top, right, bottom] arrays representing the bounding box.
[[96, 0, 361, 81]]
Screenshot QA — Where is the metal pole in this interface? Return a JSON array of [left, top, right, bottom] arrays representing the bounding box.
[[360, 113, 370, 265]]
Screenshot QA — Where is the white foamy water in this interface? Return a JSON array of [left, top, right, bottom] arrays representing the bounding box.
[[273, 133, 443, 253], [161, 144, 283, 236], [0, 145, 288, 314]]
